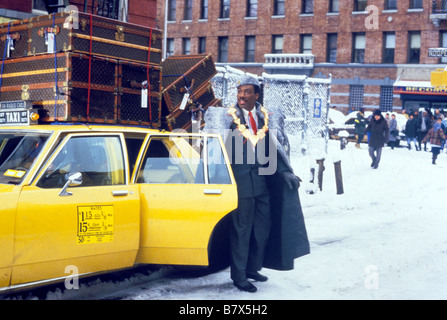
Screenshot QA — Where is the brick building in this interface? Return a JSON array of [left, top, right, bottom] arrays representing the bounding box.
[[157, 0, 447, 114], [0, 0, 157, 27]]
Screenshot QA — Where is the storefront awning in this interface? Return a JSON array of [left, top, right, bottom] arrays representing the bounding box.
[[393, 80, 447, 96]]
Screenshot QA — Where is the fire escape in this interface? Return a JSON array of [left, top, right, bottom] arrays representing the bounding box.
[[430, 0, 447, 27]]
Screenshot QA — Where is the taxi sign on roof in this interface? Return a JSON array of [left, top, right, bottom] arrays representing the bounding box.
[[0, 100, 39, 126]]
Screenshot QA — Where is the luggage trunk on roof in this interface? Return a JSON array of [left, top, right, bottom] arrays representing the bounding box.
[[0, 52, 161, 126], [0, 12, 162, 65]]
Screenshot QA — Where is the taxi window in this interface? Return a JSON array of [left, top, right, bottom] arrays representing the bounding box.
[[0, 132, 50, 185], [37, 135, 125, 188], [136, 136, 231, 185]]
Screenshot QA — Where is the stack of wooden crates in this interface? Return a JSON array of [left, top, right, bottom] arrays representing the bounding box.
[[0, 11, 220, 130]]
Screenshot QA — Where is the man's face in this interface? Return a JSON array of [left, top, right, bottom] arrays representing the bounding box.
[[237, 85, 258, 111]]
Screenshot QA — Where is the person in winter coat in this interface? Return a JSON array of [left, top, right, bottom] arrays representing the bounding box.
[[422, 117, 446, 164], [366, 110, 389, 169], [418, 111, 431, 151], [387, 113, 398, 150], [404, 113, 420, 150], [354, 108, 367, 148]]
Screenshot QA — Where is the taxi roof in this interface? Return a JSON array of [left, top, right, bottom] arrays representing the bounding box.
[[0, 124, 167, 135]]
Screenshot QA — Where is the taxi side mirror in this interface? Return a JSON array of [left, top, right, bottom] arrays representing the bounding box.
[[59, 172, 83, 196]]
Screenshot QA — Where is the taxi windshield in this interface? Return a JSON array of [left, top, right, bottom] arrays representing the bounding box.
[[0, 132, 50, 185]]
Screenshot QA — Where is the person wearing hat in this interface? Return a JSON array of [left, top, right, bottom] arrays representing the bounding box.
[[366, 110, 389, 169], [203, 74, 310, 293]]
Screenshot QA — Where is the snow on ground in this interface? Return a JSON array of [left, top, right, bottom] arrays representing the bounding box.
[[9, 139, 447, 300]]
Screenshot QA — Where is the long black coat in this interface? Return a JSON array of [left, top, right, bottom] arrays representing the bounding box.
[[366, 115, 389, 148], [204, 104, 310, 271], [404, 118, 419, 138]]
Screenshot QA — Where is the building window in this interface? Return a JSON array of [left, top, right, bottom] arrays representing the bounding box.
[[245, 36, 256, 62], [247, 0, 257, 17], [408, 31, 421, 64], [300, 34, 312, 54], [352, 33, 365, 63], [220, 0, 230, 19], [383, 32, 395, 63], [184, 0, 193, 20], [302, 0, 314, 14], [354, 0, 367, 11], [199, 37, 207, 54], [200, 0, 208, 19], [272, 35, 283, 54], [329, 0, 339, 13], [441, 31, 447, 63], [385, 0, 397, 10], [409, 0, 423, 9], [349, 85, 364, 111], [273, 0, 285, 16], [166, 38, 175, 57], [168, 0, 176, 21], [380, 86, 394, 112], [327, 34, 338, 63], [218, 37, 229, 62], [182, 38, 191, 55]]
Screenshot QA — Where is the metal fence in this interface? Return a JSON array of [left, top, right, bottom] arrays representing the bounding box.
[[211, 66, 332, 157]]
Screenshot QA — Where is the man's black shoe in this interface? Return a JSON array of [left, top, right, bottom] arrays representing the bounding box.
[[234, 280, 257, 293], [247, 272, 268, 282]]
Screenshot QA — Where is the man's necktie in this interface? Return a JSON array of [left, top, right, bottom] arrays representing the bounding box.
[[249, 111, 257, 135]]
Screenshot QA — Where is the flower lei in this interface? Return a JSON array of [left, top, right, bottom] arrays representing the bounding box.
[[228, 105, 269, 146]]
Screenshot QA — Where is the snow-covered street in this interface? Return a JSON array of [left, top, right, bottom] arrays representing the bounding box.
[[5, 139, 447, 300]]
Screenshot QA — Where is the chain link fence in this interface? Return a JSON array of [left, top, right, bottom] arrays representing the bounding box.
[[211, 66, 332, 158]]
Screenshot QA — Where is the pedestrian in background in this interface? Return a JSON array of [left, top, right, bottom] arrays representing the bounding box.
[[422, 117, 446, 165], [354, 108, 367, 148], [388, 113, 398, 150], [366, 110, 389, 169], [418, 111, 431, 151], [405, 113, 419, 150]]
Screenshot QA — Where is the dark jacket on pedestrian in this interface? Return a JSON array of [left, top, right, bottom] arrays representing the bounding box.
[[404, 117, 419, 138], [354, 111, 367, 135], [366, 111, 389, 148]]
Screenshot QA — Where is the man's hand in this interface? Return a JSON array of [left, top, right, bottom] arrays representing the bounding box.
[[281, 171, 301, 190]]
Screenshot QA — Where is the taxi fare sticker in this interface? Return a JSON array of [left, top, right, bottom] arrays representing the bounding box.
[[77, 205, 114, 244], [4, 169, 26, 178]]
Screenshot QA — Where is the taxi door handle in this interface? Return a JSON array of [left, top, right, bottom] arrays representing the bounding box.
[[112, 190, 130, 196], [204, 189, 222, 195]]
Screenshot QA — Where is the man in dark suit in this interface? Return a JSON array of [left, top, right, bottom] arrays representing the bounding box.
[[225, 75, 303, 293]]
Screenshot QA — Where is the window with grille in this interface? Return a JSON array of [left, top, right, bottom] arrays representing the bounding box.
[[167, 38, 174, 57], [380, 86, 394, 112], [220, 0, 230, 18], [349, 85, 364, 111], [327, 34, 337, 63], [274, 0, 285, 15], [272, 35, 283, 54]]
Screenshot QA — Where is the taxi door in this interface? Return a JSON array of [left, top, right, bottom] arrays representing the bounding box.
[[12, 133, 140, 286], [135, 134, 237, 266]]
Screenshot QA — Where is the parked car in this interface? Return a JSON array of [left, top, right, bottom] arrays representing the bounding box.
[[0, 122, 237, 292]]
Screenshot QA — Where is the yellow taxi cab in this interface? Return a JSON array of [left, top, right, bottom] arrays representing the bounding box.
[[0, 111, 237, 292]]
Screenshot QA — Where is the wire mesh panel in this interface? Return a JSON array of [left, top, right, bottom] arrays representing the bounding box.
[[211, 67, 331, 157]]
